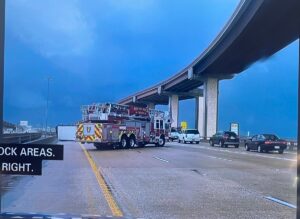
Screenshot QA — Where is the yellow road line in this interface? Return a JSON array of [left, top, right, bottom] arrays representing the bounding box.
[[79, 143, 123, 217]]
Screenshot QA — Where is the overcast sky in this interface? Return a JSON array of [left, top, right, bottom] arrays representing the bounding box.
[[4, 0, 298, 138]]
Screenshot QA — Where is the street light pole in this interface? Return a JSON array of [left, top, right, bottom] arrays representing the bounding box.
[[45, 76, 52, 136]]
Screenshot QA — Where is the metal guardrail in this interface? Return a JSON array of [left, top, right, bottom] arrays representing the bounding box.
[[1, 133, 42, 143], [26, 135, 57, 144], [285, 141, 298, 151]]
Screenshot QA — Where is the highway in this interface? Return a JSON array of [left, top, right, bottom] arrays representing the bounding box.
[[1, 141, 296, 219]]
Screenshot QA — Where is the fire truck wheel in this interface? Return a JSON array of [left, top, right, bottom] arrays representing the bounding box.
[[157, 136, 165, 147], [129, 135, 136, 148], [120, 135, 128, 148]]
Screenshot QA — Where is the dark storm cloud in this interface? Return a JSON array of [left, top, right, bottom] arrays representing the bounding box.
[[4, 0, 298, 138]]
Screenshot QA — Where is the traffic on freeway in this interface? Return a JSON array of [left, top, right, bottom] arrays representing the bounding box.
[[1, 140, 296, 218]]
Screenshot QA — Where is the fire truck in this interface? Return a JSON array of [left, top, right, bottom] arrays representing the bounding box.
[[76, 103, 170, 149]]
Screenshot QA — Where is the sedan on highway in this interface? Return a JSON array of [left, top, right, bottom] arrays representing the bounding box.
[[245, 134, 287, 153], [209, 131, 239, 148], [178, 129, 200, 144]]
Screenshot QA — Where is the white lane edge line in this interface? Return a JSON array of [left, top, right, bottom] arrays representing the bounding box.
[[264, 196, 296, 209], [285, 151, 297, 155], [153, 156, 169, 163]]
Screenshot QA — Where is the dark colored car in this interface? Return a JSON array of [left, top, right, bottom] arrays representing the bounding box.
[[209, 131, 239, 148], [245, 134, 287, 154]]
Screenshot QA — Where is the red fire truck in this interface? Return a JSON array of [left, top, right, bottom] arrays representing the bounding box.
[[76, 103, 170, 149]]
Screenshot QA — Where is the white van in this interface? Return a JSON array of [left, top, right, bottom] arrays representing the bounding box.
[[178, 129, 200, 144]]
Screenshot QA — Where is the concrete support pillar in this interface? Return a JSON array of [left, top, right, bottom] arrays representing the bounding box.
[[147, 103, 155, 109], [204, 78, 219, 139], [195, 96, 205, 138], [168, 95, 179, 128]]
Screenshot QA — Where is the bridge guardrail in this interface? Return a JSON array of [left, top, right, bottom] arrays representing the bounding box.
[[26, 135, 57, 144], [285, 140, 297, 151], [1, 133, 43, 143]]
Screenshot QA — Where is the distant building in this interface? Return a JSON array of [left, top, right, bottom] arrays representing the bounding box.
[[19, 121, 32, 133], [20, 121, 28, 126], [3, 121, 17, 133], [3, 120, 42, 133]]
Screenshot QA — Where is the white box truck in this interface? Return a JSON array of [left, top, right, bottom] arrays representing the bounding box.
[[57, 125, 76, 141]]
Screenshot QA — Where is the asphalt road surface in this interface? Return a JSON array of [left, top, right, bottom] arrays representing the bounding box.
[[1, 141, 296, 219]]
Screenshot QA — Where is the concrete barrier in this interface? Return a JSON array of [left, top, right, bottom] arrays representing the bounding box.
[[2, 133, 42, 143], [26, 135, 57, 144]]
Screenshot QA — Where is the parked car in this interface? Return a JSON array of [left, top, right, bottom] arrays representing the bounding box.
[[169, 130, 179, 141], [209, 131, 239, 148], [245, 134, 287, 153], [178, 129, 200, 144]]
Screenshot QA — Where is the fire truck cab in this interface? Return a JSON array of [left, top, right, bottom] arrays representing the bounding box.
[[76, 103, 170, 149]]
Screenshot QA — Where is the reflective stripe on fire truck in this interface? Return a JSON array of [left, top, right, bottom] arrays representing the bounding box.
[[95, 123, 102, 139], [76, 124, 84, 139], [85, 135, 95, 142]]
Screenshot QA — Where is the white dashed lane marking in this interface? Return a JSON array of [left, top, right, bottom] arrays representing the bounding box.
[[206, 155, 232, 162], [264, 196, 297, 209], [153, 156, 169, 163]]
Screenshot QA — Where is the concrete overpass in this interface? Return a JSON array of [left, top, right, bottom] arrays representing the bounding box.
[[119, 0, 300, 138]]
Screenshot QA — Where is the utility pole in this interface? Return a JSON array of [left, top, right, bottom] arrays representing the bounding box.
[[45, 77, 52, 136], [0, 0, 5, 214]]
